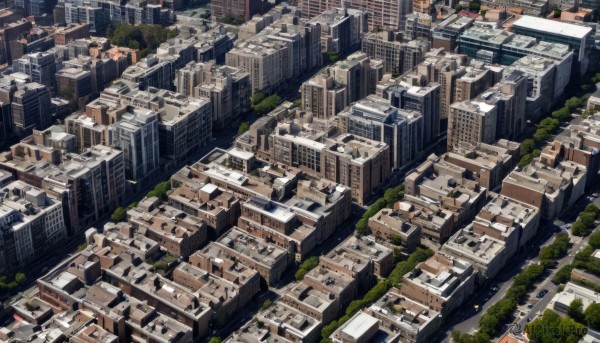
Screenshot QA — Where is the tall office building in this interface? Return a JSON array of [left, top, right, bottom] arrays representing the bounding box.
[[109, 109, 160, 190], [338, 95, 424, 169], [330, 51, 383, 103], [298, 0, 413, 31], [11, 82, 51, 136], [384, 82, 441, 146], [448, 100, 498, 150], [0, 181, 67, 276], [301, 73, 348, 120], [13, 52, 57, 92], [361, 31, 430, 74]]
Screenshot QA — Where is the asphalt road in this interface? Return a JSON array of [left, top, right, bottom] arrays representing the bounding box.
[[439, 193, 600, 341]]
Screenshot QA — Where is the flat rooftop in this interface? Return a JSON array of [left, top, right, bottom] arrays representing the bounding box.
[[514, 15, 592, 39]]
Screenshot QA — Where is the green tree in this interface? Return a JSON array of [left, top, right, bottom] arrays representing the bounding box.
[[251, 92, 266, 106], [292, 98, 302, 108], [454, 3, 464, 11], [551, 107, 570, 121], [260, 299, 273, 312], [568, 298, 585, 323], [389, 234, 403, 246], [14, 273, 26, 285], [295, 256, 319, 280], [324, 51, 339, 64], [527, 310, 586, 343], [111, 207, 127, 223], [520, 139, 535, 155], [480, 9, 487, 19], [533, 128, 550, 142], [553, 264, 574, 284], [585, 303, 600, 330], [553, 9, 561, 17], [238, 121, 250, 135], [565, 97, 583, 111], [590, 230, 600, 249], [208, 337, 222, 343], [128, 39, 140, 49]]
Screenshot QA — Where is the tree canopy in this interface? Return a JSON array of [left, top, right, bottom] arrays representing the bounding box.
[[107, 24, 178, 58]]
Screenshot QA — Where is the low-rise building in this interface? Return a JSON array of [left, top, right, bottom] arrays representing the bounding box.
[[442, 227, 508, 282], [550, 282, 600, 314], [257, 301, 321, 343], [190, 227, 289, 285], [127, 198, 208, 258], [365, 288, 441, 343], [168, 181, 240, 238], [399, 252, 476, 316], [473, 194, 540, 257], [394, 200, 455, 248], [501, 151, 587, 220], [323, 234, 394, 284], [368, 208, 421, 253]]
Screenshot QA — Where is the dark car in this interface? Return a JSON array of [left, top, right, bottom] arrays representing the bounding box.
[[537, 289, 548, 298]]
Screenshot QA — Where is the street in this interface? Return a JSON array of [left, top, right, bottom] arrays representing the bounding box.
[[437, 192, 600, 341]]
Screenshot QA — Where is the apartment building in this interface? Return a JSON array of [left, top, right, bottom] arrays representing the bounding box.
[[480, 0, 548, 15], [108, 108, 160, 191], [226, 39, 289, 94], [448, 100, 498, 150], [453, 66, 494, 104], [404, 155, 488, 226], [330, 51, 383, 103], [56, 67, 93, 101], [363, 288, 441, 343], [300, 72, 348, 119], [190, 227, 290, 285], [384, 82, 441, 147], [0, 181, 66, 275], [12, 52, 56, 91], [400, 252, 476, 316], [11, 82, 52, 137], [211, 0, 268, 22], [368, 208, 421, 253], [501, 144, 588, 219], [121, 55, 177, 91], [53, 23, 90, 45], [257, 301, 321, 343], [442, 228, 508, 282], [443, 140, 520, 191], [361, 32, 430, 74], [173, 262, 253, 323], [299, 0, 413, 31], [394, 200, 455, 247], [321, 234, 393, 292], [403, 12, 433, 41], [473, 194, 540, 258], [309, 8, 366, 54], [338, 96, 424, 169], [127, 199, 208, 258], [168, 181, 240, 237], [431, 14, 474, 51], [505, 55, 567, 120]]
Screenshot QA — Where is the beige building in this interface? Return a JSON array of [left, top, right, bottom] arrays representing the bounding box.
[[394, 200, 455, 248], [361, 32, 430, 74], [442, 228, 508, 282], [448, 100, 498, 150], [473, 194, 541, 257], [363, 288, 441, 343], [191, 227, 290, 285], [301, 72, 348, 119], [330, 51, 383, 103], [400, 252, 476, 316], [175, 61, 251, 130], [126, 198, 208, 258], [368, 208, 421, 253], [168, 181, 240, 237]]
